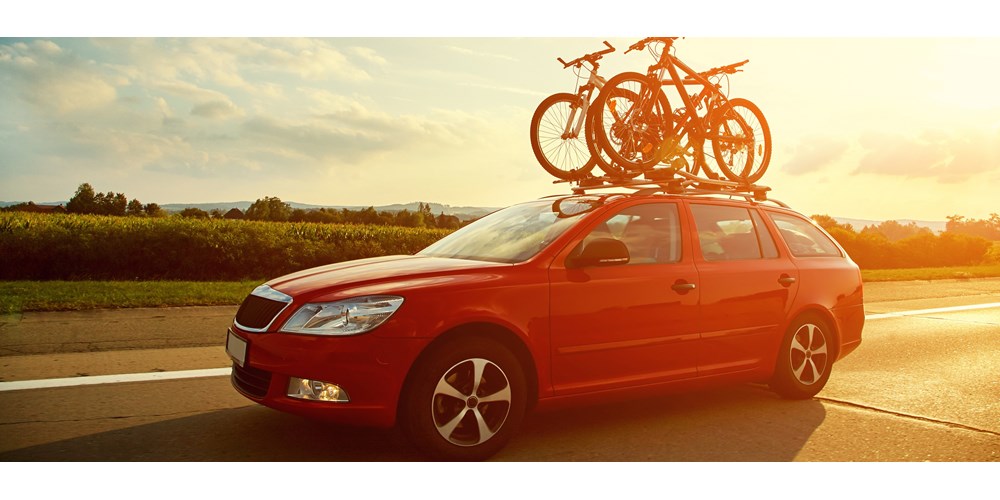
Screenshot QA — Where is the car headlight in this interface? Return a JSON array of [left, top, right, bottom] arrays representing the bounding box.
[[279, 295, 404, 336]]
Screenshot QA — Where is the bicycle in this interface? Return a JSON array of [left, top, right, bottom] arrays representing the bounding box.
[[530, 41, 666, 181], [587, 37, 771, 184]]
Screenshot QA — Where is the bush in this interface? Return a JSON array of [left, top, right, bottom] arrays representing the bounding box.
[[0, 213, 452, 280]]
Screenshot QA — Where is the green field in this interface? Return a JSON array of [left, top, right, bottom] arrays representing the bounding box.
[[0, 281, 260, 315], [4, 264, 1000, 314], [860, 264, 1000, 282]]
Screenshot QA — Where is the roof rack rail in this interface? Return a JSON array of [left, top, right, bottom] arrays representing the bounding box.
[[556, 169, 788, 208]]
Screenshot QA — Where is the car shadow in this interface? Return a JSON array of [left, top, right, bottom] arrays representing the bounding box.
[[501, 384, 826, 461], [0, 384, 824, 461]]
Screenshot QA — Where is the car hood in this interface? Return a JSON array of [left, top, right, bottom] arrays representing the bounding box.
[[266, 255, 509, 298]]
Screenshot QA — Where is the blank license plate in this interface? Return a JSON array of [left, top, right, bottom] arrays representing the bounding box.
[[226, 330, 248, 367]]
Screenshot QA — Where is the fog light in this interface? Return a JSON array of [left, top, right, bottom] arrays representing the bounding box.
[[287, 377, 350, 402]]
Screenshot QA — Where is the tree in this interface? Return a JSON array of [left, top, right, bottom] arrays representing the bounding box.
[[864, 220, 931, 242], [126, 198, 145, 216], [810, 214, 854, 233], [289, 208, 308, 222], [66, 183, 98, 214], [245, 196, 292, 222], [179, 207, 210, 219], [108, 192, 128, 216], [436, 212, 461, 230], [144, 202, 166, 217], [946, 214, 1000, 240]]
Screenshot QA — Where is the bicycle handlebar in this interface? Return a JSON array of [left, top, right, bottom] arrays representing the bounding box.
[[557, 40, 616, 69], [625, 37, 678, 54], [701, 59, 750, 77]]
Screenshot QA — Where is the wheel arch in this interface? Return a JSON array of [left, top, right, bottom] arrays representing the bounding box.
[[397, 322, 540, 423]]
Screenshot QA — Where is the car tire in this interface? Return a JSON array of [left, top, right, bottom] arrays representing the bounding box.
[[770, 314, 834, 399], [400, 337, 527, 461]]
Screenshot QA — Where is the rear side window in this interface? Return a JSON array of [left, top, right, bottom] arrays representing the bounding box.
[[768, 212, 843, 258], [690, 204, 777, 261]]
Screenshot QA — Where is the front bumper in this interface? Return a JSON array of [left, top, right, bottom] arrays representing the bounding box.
[[228, 326, 431, 428]]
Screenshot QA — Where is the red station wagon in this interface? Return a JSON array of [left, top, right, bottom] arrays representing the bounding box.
[[226, 186, 864, 460]]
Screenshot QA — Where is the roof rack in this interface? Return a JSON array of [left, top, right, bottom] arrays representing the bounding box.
[[557, 169, 788, 208]]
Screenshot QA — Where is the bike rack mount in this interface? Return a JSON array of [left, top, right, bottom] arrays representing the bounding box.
[[557, 168, 785, 207]]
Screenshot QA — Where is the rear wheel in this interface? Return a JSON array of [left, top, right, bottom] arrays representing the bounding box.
[[530, 92, 596, 180], [400, 337, 527, 461], [771, 315, 834, 399]]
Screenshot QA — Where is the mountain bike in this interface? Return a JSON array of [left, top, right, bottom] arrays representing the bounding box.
[[587, 37, 771, 184], [530, 41, 666, 180]]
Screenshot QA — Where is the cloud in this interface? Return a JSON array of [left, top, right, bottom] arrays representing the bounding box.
[[783, 136, 849, 175], [446, 45, 518, 62], [1, 40, 118, 114], [191, 99, 243, 119], [855, 129, 999, 183]]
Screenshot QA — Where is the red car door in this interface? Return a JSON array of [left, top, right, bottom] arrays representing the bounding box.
[[687, 202, 799, 377], [549, 201, 701, 395]]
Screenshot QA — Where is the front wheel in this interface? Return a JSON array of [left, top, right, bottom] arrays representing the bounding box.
[[770, 315, 834, 399], [400, 337, 527, 461], [530, 92, 596, 181], [710, 97, 771, 184]]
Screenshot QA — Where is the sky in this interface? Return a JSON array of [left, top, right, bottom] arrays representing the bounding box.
[[2, 4, 999, 223]]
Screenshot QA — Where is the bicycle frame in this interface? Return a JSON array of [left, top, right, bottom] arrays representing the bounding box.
[[560, 64, 608, 139], [641, 51, 741, 170]]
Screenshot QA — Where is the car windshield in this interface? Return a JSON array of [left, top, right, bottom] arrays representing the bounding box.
[[418, 198, 600, 263]]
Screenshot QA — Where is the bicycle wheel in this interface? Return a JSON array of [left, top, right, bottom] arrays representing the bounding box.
[[585, 96, 639, 179], [587, 72, 672, 173], [530, 92, 596, 181], [710, 97, 771, 184]]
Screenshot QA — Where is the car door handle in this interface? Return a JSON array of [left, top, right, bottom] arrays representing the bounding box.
[[778, 275, 797, 287], [671, 281, 697, 293]]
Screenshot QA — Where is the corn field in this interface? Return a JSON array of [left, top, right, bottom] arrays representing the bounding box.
[[0, 212, 453, 280]]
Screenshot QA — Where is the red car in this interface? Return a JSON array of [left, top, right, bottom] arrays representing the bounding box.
[[226, 189, 864, 460]]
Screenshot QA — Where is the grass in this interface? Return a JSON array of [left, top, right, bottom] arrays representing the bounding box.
[[3, 264, 1000, 314], [0, 280, 260, 315], [861, 264, 1000, 282]]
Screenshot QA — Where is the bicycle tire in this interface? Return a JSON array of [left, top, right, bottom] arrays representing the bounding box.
[[585, 93, 640, 179], [586, 72, 672, 173], [530, 92, 597, 181], [710, 97, 771, 184]]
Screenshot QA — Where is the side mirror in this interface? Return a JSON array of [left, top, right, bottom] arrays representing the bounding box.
[[566, 238, 630, 269]]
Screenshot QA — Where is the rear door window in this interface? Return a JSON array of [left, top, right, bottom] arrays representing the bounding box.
[[767, 212, 843, 258], [690, 204, 777, 261]]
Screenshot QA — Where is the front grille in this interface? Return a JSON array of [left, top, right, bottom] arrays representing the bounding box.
[[235, 294, 287, 330], [232, 363, 272, 398]]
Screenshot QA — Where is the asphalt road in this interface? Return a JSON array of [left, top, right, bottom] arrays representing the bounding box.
[[0, 278, 998, 462]]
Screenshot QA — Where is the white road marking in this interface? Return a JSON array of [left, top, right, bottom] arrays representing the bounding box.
[[864, 302, 1000, 320], [2, 302, 999, 393], [0, 367, 231, 392]]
